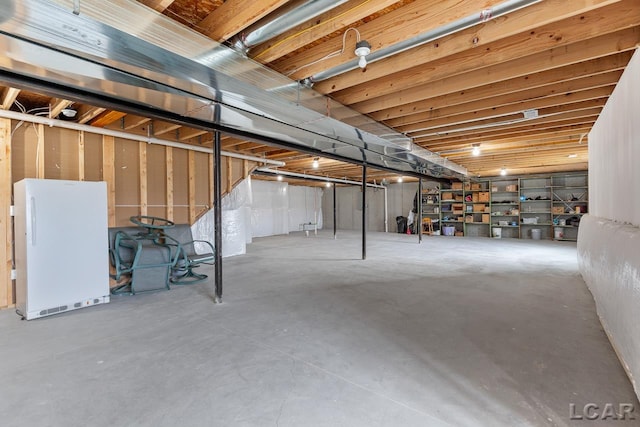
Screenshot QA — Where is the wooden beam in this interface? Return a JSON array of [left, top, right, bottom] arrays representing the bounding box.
[[403, 96, 609, 136], [350, 27, 640, 113], [102, 135, 116, 227], [395, 79, 616, 133], [251, 0, 401, 63], [0, 119, 12, 308], [76, 106, 106, 124], [226, 156, 233, 193], [188, 150, 196, 224], [78, 131, 85, 181], [179, 128, 208, 141], [152, 121, 181, 136], [37, 124, 44, 179], [90, 110, 127, 128], [1, 87, 20, 110], [166, 146, 174, 221], [197, 0, 289, 42], [48, 99, 74, 118], [311, 0, 627, 91], [372, 51, 631, 121], [138, 0, 175, 13], [139, 142, 148, 217], [209, 154, 214, 210]]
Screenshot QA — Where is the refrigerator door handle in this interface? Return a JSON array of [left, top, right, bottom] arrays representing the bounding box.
[[30, 196, 36, 245]]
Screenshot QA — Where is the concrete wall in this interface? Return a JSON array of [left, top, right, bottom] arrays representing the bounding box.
[[578, 48, 640, 398], [322, 180, 441, 233]]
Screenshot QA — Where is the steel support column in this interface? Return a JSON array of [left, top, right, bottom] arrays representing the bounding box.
[[213, 130, 223, 303], [418, 178, 423, 243], [333, 182, 337, 239], [362, 164, 367, 260]]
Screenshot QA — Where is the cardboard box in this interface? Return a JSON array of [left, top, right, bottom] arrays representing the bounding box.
[[478, 192, 490, 202], [472, 193, 479, 202], [465, 215, 473, 223], [454, 231, 464, 237], [482, 214, 490, 223], [472, 183, 482, 191], [452, 182, 463, 190], [473, 203, 485, 212], [464, 182, 471, 190], [552, 206, 565, 214], [454, 195, 463, 202], [442, 192, 453, 200], [506, 184, 518, 192]]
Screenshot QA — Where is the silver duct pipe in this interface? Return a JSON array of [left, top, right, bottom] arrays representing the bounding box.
[[232, 0, 350, 53], [0, 109, 286, 166], [304, 0, 542, 84]]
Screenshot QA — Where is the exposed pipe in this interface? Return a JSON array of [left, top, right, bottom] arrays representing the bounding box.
[[0, 109, 285, 167], [303, 0, 542, 84], [231, 0, 350, 53]]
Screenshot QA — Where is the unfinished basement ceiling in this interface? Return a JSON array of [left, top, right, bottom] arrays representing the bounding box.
[[1, 0, 638, 182]]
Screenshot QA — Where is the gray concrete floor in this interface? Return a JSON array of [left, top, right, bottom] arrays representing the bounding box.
[[1, 231, 638, 427]]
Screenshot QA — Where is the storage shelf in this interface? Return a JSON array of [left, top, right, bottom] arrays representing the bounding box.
[[521, 211, 551, 214], [521, 223, 553, 226], [491, 214, 519, 217], [492, 225, 519, 228], [520, 200, 552, 203], [492, 202, 519, 205], [554, 238, 578, 242], [465, 222, 490, 225], [553, 200, 588, 203]]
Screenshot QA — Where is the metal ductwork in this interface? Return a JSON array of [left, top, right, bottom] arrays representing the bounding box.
[[0, 0, 467, 179], [302, 0, 543, 84], [231, 0, 350, 53]]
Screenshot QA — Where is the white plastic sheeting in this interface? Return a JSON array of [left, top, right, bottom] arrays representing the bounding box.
[[287, 185, 323, 232], [251, 180, 289, 237], [577, 215, 640, 397], [582, 48, 640, 399], [191, 177, 254, 257]]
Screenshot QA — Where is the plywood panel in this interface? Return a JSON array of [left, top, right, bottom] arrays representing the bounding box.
[[114, 138, 140, 225], [139, 142, 148, 217], [84, 132, 103, 182], [172, 148, 189, 224], [43, 127, 79, 180], [10, 122, 38, 182], [147, 143, 166, 219], [165, 146, 173, 221], [102, 135, 116, 227], [194, 152, 209, 214]]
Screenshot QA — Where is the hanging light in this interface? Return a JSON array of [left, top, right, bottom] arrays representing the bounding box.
[[325, 181, 331, 188], [277, 174, 283, 181], [397, 177, 403, 183], [312, 157, 319, 169], [355, 40, 371, 69], [500, 168, 507, 176], [471, 144, 481, 156]]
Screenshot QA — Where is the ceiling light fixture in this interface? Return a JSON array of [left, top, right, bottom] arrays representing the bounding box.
[[500, 168, 507, 176], [568, 153, 578, 158], [355, 40, 371, 69], [397, 177, 403, 183], [312, 157, 319, 169], [325, 181, 331, 188], [60, 108, 77, 118], [277, 174, 283, 181], [471, 144, 481, 156]]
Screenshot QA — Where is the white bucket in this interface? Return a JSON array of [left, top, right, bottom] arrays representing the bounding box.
[[531, 229, 542, 240], [554, 228, 564, 239], [443, 226, 455, 236], [492, 227, 502, 238]]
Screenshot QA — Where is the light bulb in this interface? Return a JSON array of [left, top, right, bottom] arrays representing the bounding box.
[[325, 182, 331, 188], [358, 55, 367, 69], [312, 158, 319, 169], [472, 146, 481, 156], [500, 168, 507, 176], [277, 175, 283, 181], [397, 177, 403, 183]]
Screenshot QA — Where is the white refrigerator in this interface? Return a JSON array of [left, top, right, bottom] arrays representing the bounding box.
[[14, 179, 110, 320]]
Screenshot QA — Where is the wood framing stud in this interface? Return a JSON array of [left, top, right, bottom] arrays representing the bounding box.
[[0, 119, 12, 308], [188, 150, 196, 224], [102, 135, 116, 226], [139, 142, 148, 217]]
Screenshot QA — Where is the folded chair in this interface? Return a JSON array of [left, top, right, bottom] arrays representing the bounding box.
[[162, 224, 215, 284]]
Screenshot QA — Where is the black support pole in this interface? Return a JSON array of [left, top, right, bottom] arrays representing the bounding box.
[[213, 130, 223, 303], [418, 177, 423, 244], [333, 182, 337, 239], [362, 164, 367, 260]]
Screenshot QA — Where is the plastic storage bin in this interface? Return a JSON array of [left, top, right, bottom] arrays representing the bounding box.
[[531, 228, 542, 240]]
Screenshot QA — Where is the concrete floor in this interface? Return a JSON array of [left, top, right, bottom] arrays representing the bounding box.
[[0, 231, 638, 427]]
